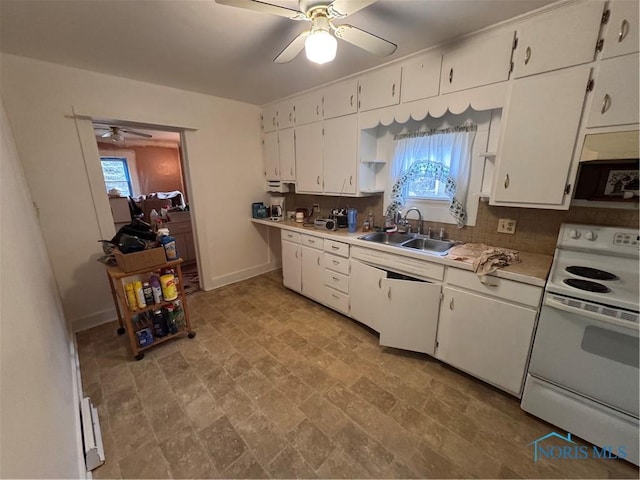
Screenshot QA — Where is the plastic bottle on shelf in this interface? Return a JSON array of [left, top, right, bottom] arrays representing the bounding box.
[[160, 272, 178, 301], [125, 283, 137, 310], [173, 300, 185, 328], [134, 281, 146, 309], [152, 309, 167, 337], [158, 229, 178, 261], [142, 282, 154, 305], [165, 304, 178, 334], [150, 275, 163, 304]]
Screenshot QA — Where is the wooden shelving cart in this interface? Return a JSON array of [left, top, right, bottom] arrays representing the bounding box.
[[105, 258, 195, 360]]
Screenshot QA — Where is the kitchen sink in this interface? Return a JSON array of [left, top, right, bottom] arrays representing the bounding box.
[[359, 231, 458, 255], [401, 237, 457, 253], [358, 232, 416, 245]]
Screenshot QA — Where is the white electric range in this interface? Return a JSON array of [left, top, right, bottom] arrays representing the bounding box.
[[522, 223, 639, 466]]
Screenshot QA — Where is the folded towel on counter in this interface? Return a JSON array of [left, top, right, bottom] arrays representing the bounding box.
[[446, 243, 521, 275]]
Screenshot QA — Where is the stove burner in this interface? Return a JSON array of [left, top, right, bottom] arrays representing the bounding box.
[[565, 266, 618, 281], [563, 278, 611, 293]]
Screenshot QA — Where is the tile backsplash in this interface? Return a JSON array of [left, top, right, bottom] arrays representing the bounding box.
[[284, 193, 638, 256]]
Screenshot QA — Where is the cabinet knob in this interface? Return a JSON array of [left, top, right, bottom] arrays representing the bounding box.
[[332, 276, 339, 282], [378, 278, 382, 289], [392, 83, 396, 97], [601, 93, 611, 114], [387, 287, 392, 300], [449, 68, 453, 83], [289, 112, 292, 122], [317, 257, 320, 266], [524, 46, 531, 65], [272, 117, 276, 126], [317, 176, 320, 185], [449, 298, 454, 310], [290, 167, 294, 176], [295, 250, 298, 259], [275, 168, 278, 176], [349, 175, 353, 185], [619, 19, 629, 42], [350, 94, 353, 106], [504, 174, 510, 189], [333, 260, 339, 265], [316, 105, 320, 115]]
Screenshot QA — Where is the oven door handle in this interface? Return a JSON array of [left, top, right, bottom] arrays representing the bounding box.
[[545, 296, 639, 332]]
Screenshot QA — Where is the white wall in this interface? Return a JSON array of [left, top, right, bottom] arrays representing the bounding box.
[[0, 53, 273, 330], [0, 100, 85, 478]]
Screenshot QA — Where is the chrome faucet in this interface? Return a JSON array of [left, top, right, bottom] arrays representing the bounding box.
[[403, 207, 423, 235]]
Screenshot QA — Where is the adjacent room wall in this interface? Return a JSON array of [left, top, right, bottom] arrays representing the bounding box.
[[0, 101, 84, 478], [134, 145, 184, 197], [0, 53, 272, 331]]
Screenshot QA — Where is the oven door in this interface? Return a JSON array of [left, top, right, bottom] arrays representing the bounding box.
[[528, 293, 639, 417]]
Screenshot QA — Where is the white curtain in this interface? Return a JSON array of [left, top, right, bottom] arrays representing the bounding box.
[[385, 125, 476, 227]]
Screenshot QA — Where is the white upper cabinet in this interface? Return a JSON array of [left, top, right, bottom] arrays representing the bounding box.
[[262, 131, 279, 180], [587, 53, 640, 128], [513, 1, 605, 79], [262, 104, 278, 132], [492, 65, 592, 207], [440, 30, 514, 95], [601, 0, 639, 60], [295, 122, 323, 193], [358, 66, 401, 112], [401, 51, 442, 103], [323, 114, 358, 194], [278, 128, 296, 181], [277, 99, 296, 129], [295, 91, 323, 126], [323, 80, 358, 119]]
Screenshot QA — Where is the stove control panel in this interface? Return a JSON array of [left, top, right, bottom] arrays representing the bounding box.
[[614, 232, 639, 247]]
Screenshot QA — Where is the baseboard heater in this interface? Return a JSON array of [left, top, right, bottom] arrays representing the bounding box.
[[80, 397, 105, 471]]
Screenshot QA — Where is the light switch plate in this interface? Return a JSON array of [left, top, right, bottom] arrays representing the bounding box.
[[498, 218, 517, 234]]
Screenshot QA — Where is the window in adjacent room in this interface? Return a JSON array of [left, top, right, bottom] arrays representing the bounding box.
[[100, 157, 133, 197]]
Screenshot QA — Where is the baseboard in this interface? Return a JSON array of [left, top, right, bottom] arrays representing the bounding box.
[[205, 260, 281, 291], [72, 307, 117, 333], [70, 327, 90, 477]]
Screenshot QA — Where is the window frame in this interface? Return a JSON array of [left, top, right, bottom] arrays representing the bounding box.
[[100, 156, 133, 197]]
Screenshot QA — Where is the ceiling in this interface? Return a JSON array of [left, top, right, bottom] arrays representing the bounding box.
[[0, 0, 555, 105]]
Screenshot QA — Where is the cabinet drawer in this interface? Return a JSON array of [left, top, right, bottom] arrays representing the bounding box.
[[446, 268, 542, 308], [168, 221, 192, 235], [281, 230, 301, 243], [324, 286, 349, 315], [324, 269, 349, 294], [301, 234, 323, 249], [324, 253, 350, 275], [324, 239, 349, 258]]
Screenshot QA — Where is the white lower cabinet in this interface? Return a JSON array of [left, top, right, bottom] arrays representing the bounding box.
[[349, 259, 386, 331], [281, 239, 301, 292], [301, 244, 324, 302], [378, 273, 441, 356], [436, 286, 537, 396]]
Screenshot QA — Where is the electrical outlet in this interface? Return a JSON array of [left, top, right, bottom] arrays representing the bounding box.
[[497, 218, 517, 234], [312, 204, 320, 215]]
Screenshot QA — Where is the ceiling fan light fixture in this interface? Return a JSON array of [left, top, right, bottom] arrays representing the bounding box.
[[305, 29, 337, 64]]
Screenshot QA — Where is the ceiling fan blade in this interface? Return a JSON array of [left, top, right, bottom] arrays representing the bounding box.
[[274, 30, 310, 63], [334, 24, 396, 56], [121, 129, 152, 139], [215, 0, 306, 20], [100, 131, 113, 138], [328, 0, 377, 18]]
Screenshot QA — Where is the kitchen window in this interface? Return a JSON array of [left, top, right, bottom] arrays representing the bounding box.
[[387, 124, 477, 227], [100, 157, 133, 197]]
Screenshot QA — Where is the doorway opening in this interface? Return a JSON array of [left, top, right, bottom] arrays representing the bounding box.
[[93, 121, 200, 294]]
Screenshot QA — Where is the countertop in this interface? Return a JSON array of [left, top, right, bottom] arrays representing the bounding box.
[[252, 218, 553, 287]]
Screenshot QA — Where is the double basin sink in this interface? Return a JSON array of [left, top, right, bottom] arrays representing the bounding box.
[[358, 232, 458, 256]]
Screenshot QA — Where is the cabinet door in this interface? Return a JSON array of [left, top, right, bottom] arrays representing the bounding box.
[[262, 104, 278, 132], [323, 114, 357, 194], [301, 245, 324, 302], [282, 240, 301, 292], [295, 122, 323, 193], [492, 65, 591, 206], [349, 260, 386, 332], [323, 80, 358, 119], [436, 287, 536, 396], [587, 53, 640, 128], [358, 66, 401, 112], [602, 0, 639, 59], [401, 52, 442, 103], [378, 276, 441, 355], [295, 92, 323, 126], [277, 99, 296, 129], [440, 30, 513, 95], [262, 131, 279, 180], [513, 1, 605, 78], [279, 128, 296, 181]]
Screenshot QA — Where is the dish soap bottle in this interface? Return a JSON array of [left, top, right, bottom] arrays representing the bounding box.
[[158, 229, 178, 261]]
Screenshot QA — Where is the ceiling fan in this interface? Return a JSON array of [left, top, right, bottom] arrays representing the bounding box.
[[215, 0, 397, 64], [94, 125, 152, 144]]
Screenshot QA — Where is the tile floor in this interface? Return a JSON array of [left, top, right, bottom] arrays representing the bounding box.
[[77, 270, 638, 479]]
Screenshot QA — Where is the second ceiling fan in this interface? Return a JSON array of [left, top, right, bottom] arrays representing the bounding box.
[[215, 0, 397, 64]]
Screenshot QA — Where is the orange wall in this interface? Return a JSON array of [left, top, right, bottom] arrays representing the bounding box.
[[134, 145, 184, 196]]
